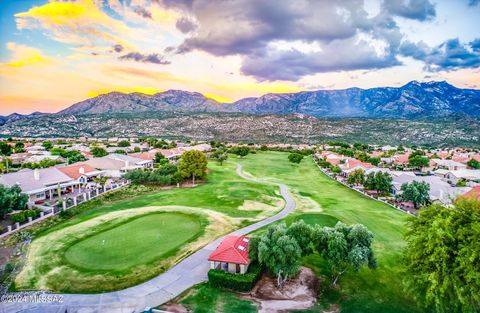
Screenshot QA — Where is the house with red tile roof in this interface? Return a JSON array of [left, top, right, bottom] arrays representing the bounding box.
[[208, 235, 251, 274], [315, 151, 346, 166], [57, 164, 103, 184], [129, 152, 155, 161], [339, 158, 375, 176], [463, 186, 480, 200], [391, 153, 410, 165]]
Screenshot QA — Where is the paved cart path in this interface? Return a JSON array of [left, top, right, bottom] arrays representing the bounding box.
[[2, 163, 296, 313]]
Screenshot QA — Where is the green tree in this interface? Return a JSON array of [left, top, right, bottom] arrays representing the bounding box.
[[117, 140, 130, 147], [14, 142, 25, 153], [409, 155, 429, 170], [211, 148, 228, 165], [248, 236, 260, 263], [313, 222, 377, 287], [230, 146, 250, 158], [0, 184, 28, 219], [364, 172, 392, 196], [257, 223, 302, 288], [154, 152, 169, 165], [331, 165, 341, 176], [178, 150, 208, 185], [42, 141, 53, 150], [347, 169, 365, 186], [90, 147, 108, 157], [403, 198, 480, 313], [288, 153, 304, 164], [260, 145, 268, 151], [467, 158, 480, 169], [94, 176, 109, 187], [401, 181, 430, 209], [0, 142, 13, 156], [49, 148, 86, 164], [286, 220, 313, 256]]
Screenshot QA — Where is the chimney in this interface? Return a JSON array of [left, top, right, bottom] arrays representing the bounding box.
[[79, 167, 85, 174], [33, 169, 40, 181]]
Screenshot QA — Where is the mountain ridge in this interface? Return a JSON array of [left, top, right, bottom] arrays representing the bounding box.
[[56, 81, 480, 118], [2, 81, 480, 123]]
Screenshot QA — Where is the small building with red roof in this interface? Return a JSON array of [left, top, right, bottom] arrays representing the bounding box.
[[208, 235, 251, 274]]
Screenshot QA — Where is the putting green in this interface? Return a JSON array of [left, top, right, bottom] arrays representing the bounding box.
[[64, 212, 202, 271]]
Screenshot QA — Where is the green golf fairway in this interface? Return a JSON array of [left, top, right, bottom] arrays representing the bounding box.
[[65, 212, 202, 271], [294, 213, 340, 227]]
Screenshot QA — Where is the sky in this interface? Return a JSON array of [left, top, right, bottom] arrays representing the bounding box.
[[0, 0, 479, 115]]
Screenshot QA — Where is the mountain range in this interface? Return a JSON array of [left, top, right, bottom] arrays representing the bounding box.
[[0, 112, 46, 126], [56, 81, 480, 118]]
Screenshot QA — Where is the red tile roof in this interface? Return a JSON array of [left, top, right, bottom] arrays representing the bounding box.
[[392, 153, 410, 164], [130, 152, 155, 161], [341, 158, 374, 170], [463, 186, 480, 200], [208, 235, 250, 265], [57, 164, 98, 179]]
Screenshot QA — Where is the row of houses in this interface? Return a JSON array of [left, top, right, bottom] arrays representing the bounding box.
[[315, 150, 480, 206], [0, 143, 212, 207], [0, 153, 153, 206]]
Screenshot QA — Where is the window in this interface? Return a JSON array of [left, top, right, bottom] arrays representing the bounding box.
[[238, 245, 245, 251]]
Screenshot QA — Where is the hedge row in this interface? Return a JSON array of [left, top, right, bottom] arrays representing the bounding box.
[[207, 262, 263, 292], [10, 208, 41, 223]]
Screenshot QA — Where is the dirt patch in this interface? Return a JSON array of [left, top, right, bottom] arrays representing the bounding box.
[[237, 198, 285, 220], [0, 246, 14, 266], [243, 266, 320, 313], [161, 303, 190, 313], [294, 193, 322, 213]]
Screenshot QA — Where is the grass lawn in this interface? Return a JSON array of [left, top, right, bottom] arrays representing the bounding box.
[[65, 212, 201, 271], [180, 283, 257, 313], [235, 151, 420, 313], [38, 161, 281, 237], [13, 160, 283, 293]]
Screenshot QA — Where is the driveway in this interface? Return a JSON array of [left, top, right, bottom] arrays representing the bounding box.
[[1, 164, 296, 313]]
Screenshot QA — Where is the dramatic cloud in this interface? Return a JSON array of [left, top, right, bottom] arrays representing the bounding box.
[[119, 52, 171, 65], [241, 36, 401, 81], [400, 38, 480, 71], [175, 17, 197, 33], [170, 0, 437, 80], [132, 6, 152, 19], [383, 0, 436, 21], [113, 44, 124, 53]]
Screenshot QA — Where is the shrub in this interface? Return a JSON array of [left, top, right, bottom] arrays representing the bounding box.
[[25, 208, 40, 218], [207, 262, 263, 292], [11, 208, 40, 223], [10, 211, 26, 223]]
